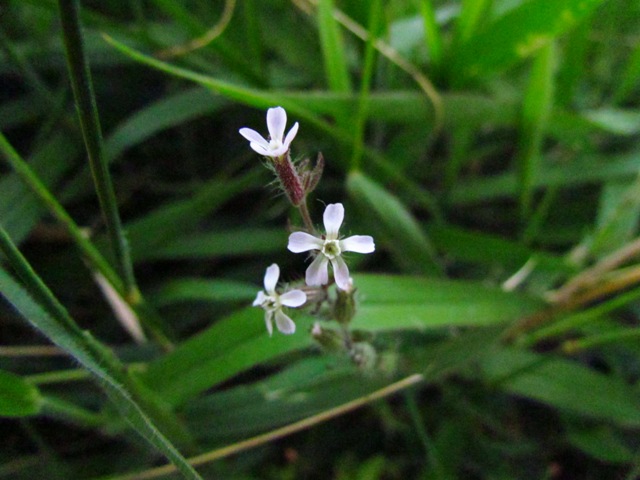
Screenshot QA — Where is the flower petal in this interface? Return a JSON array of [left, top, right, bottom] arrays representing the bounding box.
[[253, 290, 266, 307], [330, 256, 351, 290], [280, 289, 306, 307], [323, 203, 344, 238], [283, 122, 299, 149], [239, 128, 269, 148], [274, 309, 296, 334], [249, 142, 271, 156], [264, 310, 274, 336], [306, 254, 329, 286], [263, 264, 280, 293], [266, 107, 287, 141], [340, 235, 375, 254], [288, 231, 323, 253]]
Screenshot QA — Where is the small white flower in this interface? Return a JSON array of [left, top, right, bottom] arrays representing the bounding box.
[[287, 203, 375, 290], [253, 264, 306, 335], [239, 106, 299, 158]]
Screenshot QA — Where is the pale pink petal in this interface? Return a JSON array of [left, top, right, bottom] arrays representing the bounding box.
[[266, 107, 287, 141], [288, 231, 323, 253], [263, 264, 280, 294], [283, 122, 299, 149], [252, 290, 266, 307], [274, 309, 296, 334], [340, 235, 375, 254], [239, 128, 269, 148], [280, 289, 306, 307], [323, 203, 344, 238], [306, 255, 329, 286], [330, 256, 350, 290], [264, 310, 274, 336]]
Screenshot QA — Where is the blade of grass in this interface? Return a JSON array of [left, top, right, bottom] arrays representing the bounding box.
[[317, 0, 352, 94], [348, 171, 441, 276], [0, 132, 173, 348], [517, 41, 556, 222], [58, 0, 138, 301], [0, 227, 201, 479], [419, 0, 444, 82], [349, 0, 382, 172]]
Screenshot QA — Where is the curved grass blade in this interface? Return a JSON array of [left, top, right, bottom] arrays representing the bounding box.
[[0, 229, 201, 479]]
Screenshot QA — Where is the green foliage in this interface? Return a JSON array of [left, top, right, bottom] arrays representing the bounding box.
[[1, 0, 639, 478]]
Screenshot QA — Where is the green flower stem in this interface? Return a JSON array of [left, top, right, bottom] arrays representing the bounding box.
[[41, 396, 106, 428], [0, 226, 195, 453], [0, 133, 173, 348], [57, 0, 138, 299]]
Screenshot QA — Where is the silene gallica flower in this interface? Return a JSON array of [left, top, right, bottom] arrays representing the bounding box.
[[253, 264, 306, 335], [288, 203, 375, 290], [239, 106, 299, 158]]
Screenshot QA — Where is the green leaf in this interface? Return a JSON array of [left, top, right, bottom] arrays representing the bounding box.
[[143, 308, 315, 407], [348, 171, 441, 276], [183, 357, 382, 442], [140, 228, 286, 261], [454, 0, 605, 78], [481, 349, 640, 427], [0, 369, 42, 417], [352, 275, 543, 331], [149, 278, 257, 307]]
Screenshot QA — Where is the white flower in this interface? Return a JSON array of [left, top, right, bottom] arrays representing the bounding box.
[[287, 203, 375, 290], [253, 264, 306, 335], [239, 106, 299, 158]]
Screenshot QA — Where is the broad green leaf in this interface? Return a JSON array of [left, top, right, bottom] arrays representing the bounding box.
[[481, 349, 640, 427], [0, 369, 42, 417], [348, 171, 441, 276], [145, 274, 543, 407], [143, 308, 315, 407], [454, 0, 605, 78], [426, 223, 572, 276], [352, 275, 543, 331]]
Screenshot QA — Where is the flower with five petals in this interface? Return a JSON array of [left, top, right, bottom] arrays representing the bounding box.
[[253, 264, 306, 335], [288, 203, 375, 290], [239, 106, 299, 158]]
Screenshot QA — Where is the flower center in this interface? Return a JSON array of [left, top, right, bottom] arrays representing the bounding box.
[[263, 294, 279, 311], [322, 239, 341, 259], [268, 138, 283, 151]]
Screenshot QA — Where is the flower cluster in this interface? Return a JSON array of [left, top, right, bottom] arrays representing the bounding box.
[[241, 107, 375, 336]]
